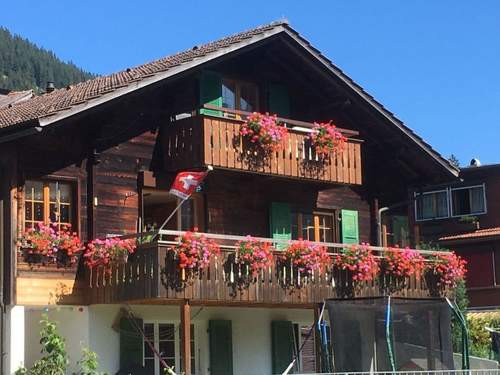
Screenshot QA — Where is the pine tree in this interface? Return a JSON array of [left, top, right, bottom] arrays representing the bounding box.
[[0, 27, 95, 92]]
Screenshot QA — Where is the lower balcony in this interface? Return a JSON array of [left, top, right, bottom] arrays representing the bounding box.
[[84, 230, 451, 306]]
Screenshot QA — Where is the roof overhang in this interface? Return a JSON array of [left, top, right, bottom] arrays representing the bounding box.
[[0, 23, 458, 178]]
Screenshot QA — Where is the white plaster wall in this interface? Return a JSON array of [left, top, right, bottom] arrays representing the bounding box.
[[24, 306, 89, 374], [6, 305, 25, 374], [88, 304, 316, 375]]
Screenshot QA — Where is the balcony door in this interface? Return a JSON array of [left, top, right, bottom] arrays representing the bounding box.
[[141, 188, 204, 232]]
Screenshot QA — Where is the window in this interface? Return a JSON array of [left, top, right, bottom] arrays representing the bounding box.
[[143, 322, 196, 375], [25, 180, 74, 229], [415, 190, 449, 221], [222, 78, 258, 112], [451, 185, 486, 216], [291, 211, 336, 242]]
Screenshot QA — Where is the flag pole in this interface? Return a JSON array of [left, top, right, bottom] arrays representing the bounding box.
[[154, 165, 213, 239]]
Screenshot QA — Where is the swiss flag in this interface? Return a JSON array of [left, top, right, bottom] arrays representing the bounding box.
[[169, 171, 207, 200]]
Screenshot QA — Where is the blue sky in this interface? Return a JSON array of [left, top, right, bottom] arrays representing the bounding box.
[[2, 1, 499, 165]]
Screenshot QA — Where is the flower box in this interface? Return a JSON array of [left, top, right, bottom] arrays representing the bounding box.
[[224, 236, 274, 295]]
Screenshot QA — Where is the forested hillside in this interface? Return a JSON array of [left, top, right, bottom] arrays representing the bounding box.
[[0, 27, 95, 92]]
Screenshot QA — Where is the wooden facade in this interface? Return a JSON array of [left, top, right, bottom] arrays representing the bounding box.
[[163, 111, 362, 185], [413, 164, 500, 308], [84, 232, 441, 307], [0, 23, 467, 375]]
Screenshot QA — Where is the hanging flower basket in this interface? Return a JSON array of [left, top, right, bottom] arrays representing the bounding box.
[[379, 247, 425, 294], [424, 252, 467, 297], [18, 223, 83, 267], [332, 244, 378, 298], [224, 236, 274, 296], [83, 237, 136, 274], [308, 121, 347, 161], [161, 230, 220, 291], [277, 240, 331, 291], [240, 112, 288, 155]]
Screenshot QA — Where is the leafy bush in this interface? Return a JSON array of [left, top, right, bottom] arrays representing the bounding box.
[[15, 314, 107, 375], [467, 311, 500, 359]]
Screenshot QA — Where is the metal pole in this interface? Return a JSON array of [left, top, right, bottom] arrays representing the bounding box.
[[154, 166, 213, 239]]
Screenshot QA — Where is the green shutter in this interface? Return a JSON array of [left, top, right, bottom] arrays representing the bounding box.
[[209, 320, 233, 375], [199, 71, 222, 116], [341, 209, 359, 244], [270, 202, 291, 249], [119, 316, 143, 371], [268, 83, 290, 117], [271, 320, 295, 374]]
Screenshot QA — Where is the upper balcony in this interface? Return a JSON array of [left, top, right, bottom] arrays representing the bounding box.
[[162, 105, 362, 184], [84, 230, 453, 306]]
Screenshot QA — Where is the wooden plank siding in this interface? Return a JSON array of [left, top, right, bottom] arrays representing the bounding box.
[[84, 242, 438, 306], [163, 115, 362, 185]]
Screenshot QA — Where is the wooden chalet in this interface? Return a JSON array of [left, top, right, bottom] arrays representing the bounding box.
[[0, 21, 460, 374]]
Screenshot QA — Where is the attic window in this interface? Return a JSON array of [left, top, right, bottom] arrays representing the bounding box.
[[221, 78, 258, 112]]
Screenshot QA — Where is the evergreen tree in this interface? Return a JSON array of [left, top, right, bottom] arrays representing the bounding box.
[[0, 27, 95, 92]]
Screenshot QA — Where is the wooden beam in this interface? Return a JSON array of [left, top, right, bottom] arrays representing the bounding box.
[[86, 152, 95, 241], [180, 299, 191, 375]]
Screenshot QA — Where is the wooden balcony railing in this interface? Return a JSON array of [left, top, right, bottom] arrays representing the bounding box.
[[84, 230, 450, 306], [162, 106, 362, 184]]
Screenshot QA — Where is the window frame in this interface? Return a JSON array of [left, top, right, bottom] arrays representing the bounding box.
[[23, 177, 79, 232], [221, 77, 259, 113], [450, 183, 487, 218], [414, 184, 488, 222], [414, 189, 450, 222], [142, 320, 198, 375], [292, 209, 338, 243]]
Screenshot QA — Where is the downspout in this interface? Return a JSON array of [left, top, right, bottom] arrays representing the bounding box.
[[377, 206, 389, 246]]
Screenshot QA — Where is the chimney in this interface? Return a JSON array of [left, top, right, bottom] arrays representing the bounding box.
[[46, 81, 55, 93]]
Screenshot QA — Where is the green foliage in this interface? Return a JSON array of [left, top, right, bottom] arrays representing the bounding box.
[[467, 313, 500, 359], [16, 314, 68, 375], [15, 315, 107, 375], [448, 154, 460, 168], [0, 27, 95, 92], [75, 347, 108, 375], [452, 279, 469, 353]]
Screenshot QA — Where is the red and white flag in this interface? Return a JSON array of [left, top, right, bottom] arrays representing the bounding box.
[[169, 171, 207, 200]]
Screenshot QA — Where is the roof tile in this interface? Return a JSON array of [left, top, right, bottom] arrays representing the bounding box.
[[439, 227, 500, 242], [0, 21, 285, 129]]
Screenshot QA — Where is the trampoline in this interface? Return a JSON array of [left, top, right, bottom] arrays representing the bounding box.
[[325, 297, 465, 373]]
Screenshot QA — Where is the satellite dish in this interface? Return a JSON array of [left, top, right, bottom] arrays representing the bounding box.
[[470, 158, 481, 167]]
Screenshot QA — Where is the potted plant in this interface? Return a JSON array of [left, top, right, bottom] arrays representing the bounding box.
[[308, 121, 347, 161], [240, 112, 288, 154], [424, 251, 467, 297], [18, 223, 58, 265], [225, 236, 274, 295], [379, 247, 425, 294], [53, 224, 84, 267], [83, 237, 136, 273], [332, 244, 378, 298], [162, 230, 220, 291], [277, 240, 331, 291]]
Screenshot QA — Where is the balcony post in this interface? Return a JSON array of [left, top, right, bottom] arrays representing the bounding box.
[[180, 299, 191, 375]]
